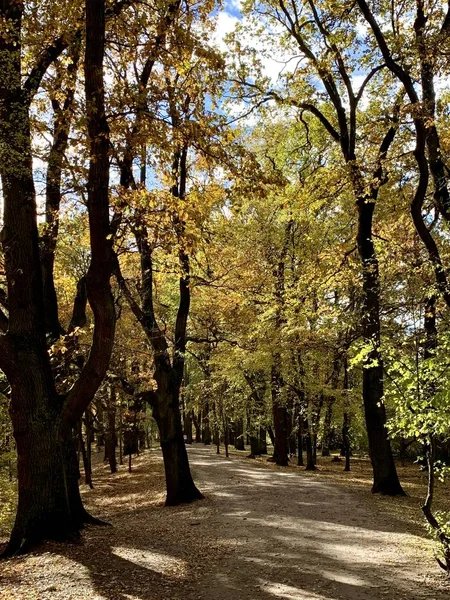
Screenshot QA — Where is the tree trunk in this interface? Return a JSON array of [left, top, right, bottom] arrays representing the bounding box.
[[234, 418, 245, 451], [85, 408, 94, 484], [287, 408, 296, 455], [271, 363, 289, 466], [304, 418, 316, 471], [202, 402, 211, 445], [342, 412, 351, 472], [118, 401, 123, 465], [223, 413, 230, 458], [78, 419, 93, 489], [322, 400, 333, 457], [193, 411, 202, 442], [105, 387, 117, 474], [0, 0, 118, 555], [5, 385, 94, 555], [297, 413, 304, 466], [185, 410, 193, 444], [259, 426, 267, 454], [149, 377, 203, 506], [356, 194, 404, 495]]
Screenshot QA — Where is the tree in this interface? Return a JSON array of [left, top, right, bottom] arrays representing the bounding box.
[[231, 0, 404, 494], [0, 0, 117, 555]]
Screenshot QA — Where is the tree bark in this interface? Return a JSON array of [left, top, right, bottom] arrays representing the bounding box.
[[356, 192, 404, 495], [297, 412, 304, 466], [202, 401, 212, 445], [234, 418, 245, 451], [271, 363, 289, 466], [185, 410, 193, 444], [105, 387, 117, 474], [147, 382, 203, 505]]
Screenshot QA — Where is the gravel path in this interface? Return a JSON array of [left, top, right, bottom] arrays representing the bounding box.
[[188, 447, 448, 600], [0, 445, 448, 600]]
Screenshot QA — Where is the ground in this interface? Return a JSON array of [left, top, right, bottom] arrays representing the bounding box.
[[0, 445, 449, 600]]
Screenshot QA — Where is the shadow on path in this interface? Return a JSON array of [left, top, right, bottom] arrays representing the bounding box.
[[1, 446, 448, 600]]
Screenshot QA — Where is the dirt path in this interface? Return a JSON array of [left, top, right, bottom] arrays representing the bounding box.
[[1, 445, 449, 600]]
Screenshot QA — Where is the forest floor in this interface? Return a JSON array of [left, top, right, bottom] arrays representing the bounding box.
[[1, 445, 450, 600]]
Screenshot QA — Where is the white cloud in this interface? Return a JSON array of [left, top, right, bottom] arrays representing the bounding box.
[[212, 11, 240, 53]]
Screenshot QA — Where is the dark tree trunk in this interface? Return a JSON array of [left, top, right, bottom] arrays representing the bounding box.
[[304, 419, 316, 471], [85, 407, 94, 485], [297, 413, 304, 466], [259, 427, 267, 454], [149, 381, 203, 506], [322, 345, 341, 457], [6, 390, 93, 555], [193, 411, 202, 442], [0, 0, 118, 556], [185, 410, 193, 444], [105, 387, 117, 474], [271, 363, 289, 466], [249, 429, 266, 457], [118, 401, 123, 465], [356, 192, 404, 495], [322, 400, 333, 457], [79, 418, 93, 488], [234, 418, 245, 451], [342, 412, 351, 472], [222, 412, 230, 457], [202, 402, 212, 445], [41, 37, 81, 341], [287, 408, 296, 455], [249, 435, 259, 458]]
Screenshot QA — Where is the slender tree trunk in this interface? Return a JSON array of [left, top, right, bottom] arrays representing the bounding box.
[[342, 412, 351, 472], [105, 387, 117, 474], [356, 193, 404, 495], [259, 427, 267, 454], [79, 419, 93, 488], [85, 407, 94, 485], [202, 401, 211, 445], [223, 412, 230, 458], [304, 418, 316, 471], [185, 410, 193, 444], [271, 363, 289, 466], [193, 411, 202, 442], [234, 418, 245, 451], [118, 400, 123, 465], [287, 406, 296, 455], [297, 412, 304, 466], [322, 400, 333, 457]]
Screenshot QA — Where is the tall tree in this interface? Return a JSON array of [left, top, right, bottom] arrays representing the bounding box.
[[234, 0, 404, 493], [0, 0, 117, 556]]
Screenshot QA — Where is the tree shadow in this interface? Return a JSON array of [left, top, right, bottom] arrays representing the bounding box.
[[1, 446, 448, 600]]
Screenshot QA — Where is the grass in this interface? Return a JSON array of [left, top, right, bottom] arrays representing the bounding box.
[[0, 463, 17, 539]]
